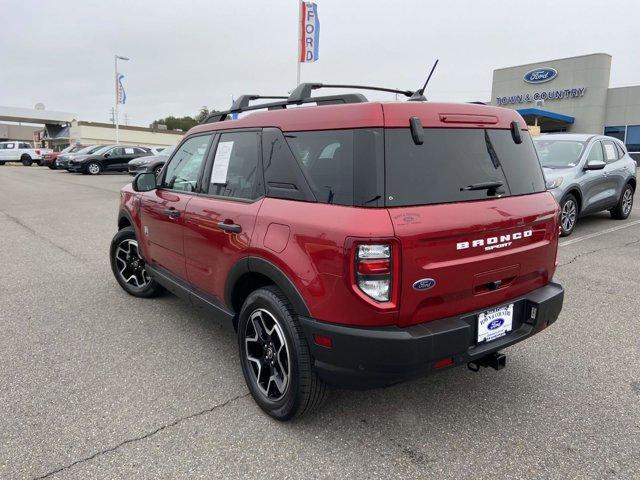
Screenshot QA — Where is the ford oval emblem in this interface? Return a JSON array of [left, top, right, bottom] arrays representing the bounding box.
[[413, 278, 436, 291], [487, 318, 505, 330], [523, 67, 558, 84]]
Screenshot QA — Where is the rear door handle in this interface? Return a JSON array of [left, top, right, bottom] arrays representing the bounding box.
[[217, 221, 242, 233], [164, 208, 181, 218]]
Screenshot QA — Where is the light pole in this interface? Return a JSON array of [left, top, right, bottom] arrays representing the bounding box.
[[114, 55, 129, 143]]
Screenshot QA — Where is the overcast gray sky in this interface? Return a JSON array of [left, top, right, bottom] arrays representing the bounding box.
[[2, 0, 639, 126]]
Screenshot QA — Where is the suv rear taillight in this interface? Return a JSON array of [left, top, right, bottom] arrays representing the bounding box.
[[356, 244, 392, 302]]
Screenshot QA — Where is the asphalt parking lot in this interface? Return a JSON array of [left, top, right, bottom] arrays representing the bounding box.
[[1, 165, 638, 480]]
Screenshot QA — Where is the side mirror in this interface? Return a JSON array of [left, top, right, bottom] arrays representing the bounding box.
[[132, 172, 157, 192], [584, 160, 606, 171], [103, 153, 110, 158]]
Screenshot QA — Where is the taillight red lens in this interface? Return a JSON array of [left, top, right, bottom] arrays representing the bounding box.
[[357, 259, 391, 275]]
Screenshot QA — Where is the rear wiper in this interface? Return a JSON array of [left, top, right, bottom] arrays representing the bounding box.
[[460, 181, 504, 196]]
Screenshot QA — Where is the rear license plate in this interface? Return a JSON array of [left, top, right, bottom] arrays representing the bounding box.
[[477, 304, 514, 343]]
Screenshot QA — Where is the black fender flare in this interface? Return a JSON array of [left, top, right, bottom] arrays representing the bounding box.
[[225, 256, 310, 317], [117, 209, 135, 230]]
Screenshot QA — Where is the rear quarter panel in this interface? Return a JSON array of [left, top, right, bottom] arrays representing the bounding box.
[[251, 198, 399, 327]]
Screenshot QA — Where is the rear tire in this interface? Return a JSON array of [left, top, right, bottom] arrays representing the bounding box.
[[153, 165, 163, 178], [110, 227, 164, 298], [559, 194, 578, 237], [238, 286, 327, 421], [0, 161, 5, 166], [611, 183, 634, 220], [21, 155, 33, 166]]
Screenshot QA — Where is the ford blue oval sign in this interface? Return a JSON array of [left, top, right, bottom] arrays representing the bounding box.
[[487, 318, 505, 330], [413, 278, 436, 291], [523, 67, 558, 84]]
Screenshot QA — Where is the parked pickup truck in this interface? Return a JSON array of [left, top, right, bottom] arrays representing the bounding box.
[[0, 141, 51, 166]]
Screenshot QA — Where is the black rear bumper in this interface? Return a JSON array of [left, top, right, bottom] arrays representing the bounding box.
[[298, 282, 564, 389]]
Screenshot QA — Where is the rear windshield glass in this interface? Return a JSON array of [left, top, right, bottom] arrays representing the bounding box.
[[534, 139, 586, 168], [385, 128, 545, 207], [285, 129, 384, 207]]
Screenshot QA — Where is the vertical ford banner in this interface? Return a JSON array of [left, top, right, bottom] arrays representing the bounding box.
[[116, 74, 126, 105], [300, 2, 319, 63]]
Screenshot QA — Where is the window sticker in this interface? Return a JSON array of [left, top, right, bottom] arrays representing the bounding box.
[[125, 148, 134, 154], [604, 143, 617, 160], [211, 141, 234, 184]]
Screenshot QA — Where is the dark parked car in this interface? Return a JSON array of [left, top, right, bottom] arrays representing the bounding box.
[[111, 84, 564, 420], [128, 146, 175, 177], [68, 145, 152, 175], [56, 144, 101, 170], [43, 144, 88, 169]]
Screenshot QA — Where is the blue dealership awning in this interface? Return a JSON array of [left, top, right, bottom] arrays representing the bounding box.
[[516, 108, 575, 124]]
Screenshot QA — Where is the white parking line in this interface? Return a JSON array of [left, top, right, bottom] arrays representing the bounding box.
[[559, 219, 640, 247]]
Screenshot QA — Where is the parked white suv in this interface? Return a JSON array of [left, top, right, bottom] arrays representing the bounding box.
[[0, 141, 51, 166]]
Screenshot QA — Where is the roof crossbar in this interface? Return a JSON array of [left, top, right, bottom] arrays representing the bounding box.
[[230, 95, 288, 112], [202, 92, 368, 124], [288, 83, 415, 103]]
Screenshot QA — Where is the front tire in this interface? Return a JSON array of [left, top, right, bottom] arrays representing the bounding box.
[[611, 183, 634, 220], [87, 162, 102, 175], [238, 286, 327, 421], [110, 227, 163, 298], [0, 161, 5, 166], [559, 194, 578, 237]]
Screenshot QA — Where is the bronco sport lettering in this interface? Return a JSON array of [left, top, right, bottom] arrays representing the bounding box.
[[456, 229, 533, 251]]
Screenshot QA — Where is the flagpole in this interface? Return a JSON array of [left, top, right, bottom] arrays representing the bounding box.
[[296, 1, 301, 85], [114, 55, 119, 143]]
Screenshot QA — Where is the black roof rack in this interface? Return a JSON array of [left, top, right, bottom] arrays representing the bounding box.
[[230, 95, 288, 111], [287, 83, 417, 103], [202, 89, 368, 123], [202, 82, 429, 124]]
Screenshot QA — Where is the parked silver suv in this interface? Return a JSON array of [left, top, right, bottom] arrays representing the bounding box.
[[534, 134, 636, 236]]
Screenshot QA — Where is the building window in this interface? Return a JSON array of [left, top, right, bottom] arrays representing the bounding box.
[[604, 125, 626, 142], [626, 125, 640, 153]]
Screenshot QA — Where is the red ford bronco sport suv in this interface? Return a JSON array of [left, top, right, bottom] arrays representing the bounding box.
[[111, 83, 564, 420]]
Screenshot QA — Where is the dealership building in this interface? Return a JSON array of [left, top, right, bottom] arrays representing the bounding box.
[[491, 53, 640, 160], [0, 106, 183, 151]]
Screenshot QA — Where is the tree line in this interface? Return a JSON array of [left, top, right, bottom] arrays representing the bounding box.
[[152, 106, 218, 131]]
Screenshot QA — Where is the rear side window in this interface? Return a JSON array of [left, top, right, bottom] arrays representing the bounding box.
[[208, 131, 262, 200], [602, 140, 619, 162], [385, 128, 545, 207], [284, 129, 384, 207]]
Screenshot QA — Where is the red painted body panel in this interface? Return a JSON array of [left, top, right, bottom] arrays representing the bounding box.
[[252, 198, 398, 327], [388, 192, 559, 327], [187, 101, 526, 136], [139, 190, 192, 280], [183, 196, 263, 302]]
